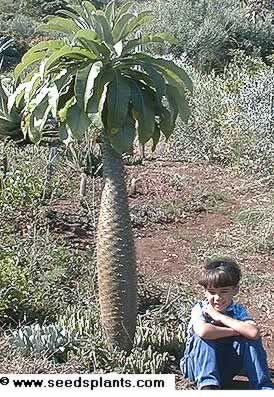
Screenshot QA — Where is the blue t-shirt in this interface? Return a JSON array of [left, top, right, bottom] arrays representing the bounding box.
[[184, 299, 253, 354]]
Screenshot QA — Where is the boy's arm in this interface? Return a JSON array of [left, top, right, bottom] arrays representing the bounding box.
[[205, 303, 260, 340], [193, 321, 240, 340], [210, 313, 260, 340]]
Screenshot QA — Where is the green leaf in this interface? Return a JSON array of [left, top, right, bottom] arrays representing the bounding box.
[[53, 69, 75, 109], [141, 64, 166, 106], [75, 30, 110, 57], [75, 30, 97, 42], [121, 11, 154, 41], [118, 60, 165, 107], [59, 122, 69, 141], [115, 1, 134, 23], [166, 84, 179, 126], [23, 99, 50, 143], [122, 33, 178, 55], [32, 99, 51, 134], [25, 40, 64, 58], [152, 123, 160, 152], [86, 68, 113, 114], [130, 54, 193, 94], [94, 11, 114, 46], [75, 61, 103, 111], [37, 17, 81, 35], [107, 72, 131, 133], [148, 57, 193, 93], [112, 13, 135, 43], [130, 81, 155, 144], [105, 0, 115, 26], [57, 9, 88, 28], [44, 46, 96, 73], [8, 83, 27, 113], [108, 113, 136, 154], [58, 97, 75, 122], [48, 83, 59, 118], [82, 1, 97, 15], [123, 69, 154, 88], [159, 106, 173, 139], [0, 79, 8, 115], [166, 84, 190, 123], [23, 73, 42, 105], [14, 52, 45, 83], [28, 84, 49, 111], [66, 3, 91, 23], [66, 102, 91, 140]]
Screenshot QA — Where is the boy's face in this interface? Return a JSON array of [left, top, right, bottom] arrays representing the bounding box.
[[205, 285, 239, 312]]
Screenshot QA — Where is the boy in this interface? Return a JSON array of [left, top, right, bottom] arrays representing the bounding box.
[[180, 257, 274, 390]]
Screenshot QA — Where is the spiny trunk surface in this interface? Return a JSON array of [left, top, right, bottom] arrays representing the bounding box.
[[79, 172, 87, 198], [97, 143, 137, 352]]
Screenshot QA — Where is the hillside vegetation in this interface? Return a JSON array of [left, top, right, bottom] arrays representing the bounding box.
[[0, 0, 273, 387]]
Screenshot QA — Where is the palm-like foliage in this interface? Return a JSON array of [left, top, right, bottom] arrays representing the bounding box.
[[2, 0, 192, 352]]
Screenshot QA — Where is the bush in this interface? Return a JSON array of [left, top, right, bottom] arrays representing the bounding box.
[[0, 146, 44, 209], [137, 0, 274, 72], [6, 278, 193, 373], [20, 0, 112, 19], [164, 53, 274, 176], [0, 0, 22, 16], [9, 323, 78, 363], [20, 0, 68, 18], [0, 254, 32, 322]]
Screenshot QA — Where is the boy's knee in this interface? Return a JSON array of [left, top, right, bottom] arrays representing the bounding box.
[[234, 336, 266, 355], [192, 334, 220, 351], [235, 336, 263, 345]]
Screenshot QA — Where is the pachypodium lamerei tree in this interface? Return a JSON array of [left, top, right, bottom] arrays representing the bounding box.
[[1, 0, 192, 352]]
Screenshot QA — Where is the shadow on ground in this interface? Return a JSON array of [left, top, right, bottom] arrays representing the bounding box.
[[227, 368, 274, 390]]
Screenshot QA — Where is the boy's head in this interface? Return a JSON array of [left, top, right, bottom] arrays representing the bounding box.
[[198, 257, 241, 312]]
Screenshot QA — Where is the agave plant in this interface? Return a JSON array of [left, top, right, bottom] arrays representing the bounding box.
[[64, 134, 102, 200], [0, 76, 24, 143], [0, 37, 18, 69], [7, 0, 192, 352], [9, 322, 77, 362]]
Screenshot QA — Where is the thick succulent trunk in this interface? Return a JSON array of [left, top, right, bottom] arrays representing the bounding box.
[[79, 171, 87, 198], [97, 143, 137, 352]]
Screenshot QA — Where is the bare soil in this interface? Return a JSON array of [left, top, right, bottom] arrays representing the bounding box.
[[127, 161, 274, 388], [46, 159, 273, 388]]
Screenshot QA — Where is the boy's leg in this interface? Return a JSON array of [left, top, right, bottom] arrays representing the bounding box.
[[180, 334, 222, 389], [216, 337, 242, 388], [234, 337, 274, 390]]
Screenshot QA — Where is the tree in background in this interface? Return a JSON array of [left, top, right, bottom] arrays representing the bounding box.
[[0, 0, 192, 352]]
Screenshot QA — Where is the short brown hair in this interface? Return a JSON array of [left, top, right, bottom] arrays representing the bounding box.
[[198, 257, 241, 288]]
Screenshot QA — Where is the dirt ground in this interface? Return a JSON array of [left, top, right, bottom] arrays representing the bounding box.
[[45, 159, 273, 387], [126, 160, 274, 388]]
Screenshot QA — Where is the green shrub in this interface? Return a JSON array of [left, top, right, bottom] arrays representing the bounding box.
[[0, 254, 33, 322], [9, 323, 78, 363], [0, 0, 22, 16], [0, 148, 44, 209], [20, 0, 112, 19], [20, 0, 69, 18], [7, 279, 192, 373], [137, 0, 274, 72], [0, 222, 98, 324], [0, 7, 37, 39], [165, 54, 274, 176]]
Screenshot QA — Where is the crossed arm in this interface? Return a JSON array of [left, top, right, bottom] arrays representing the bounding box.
[[193, 302, 260, 340]]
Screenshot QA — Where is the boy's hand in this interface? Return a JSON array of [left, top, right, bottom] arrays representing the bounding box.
[[204, 298, 223, 322]]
